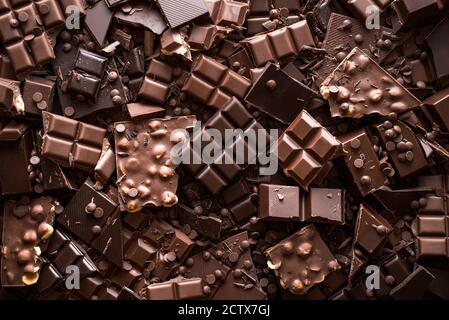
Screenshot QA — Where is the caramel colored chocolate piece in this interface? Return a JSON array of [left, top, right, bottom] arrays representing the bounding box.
[[265, 224, 340, 295], [321, 48, 421, 119], [1, 197, 57, 287], [114, 116, 196, 211]]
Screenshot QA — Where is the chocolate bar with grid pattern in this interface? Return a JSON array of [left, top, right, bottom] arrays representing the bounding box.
[[138, 59, 174, 104], [182, 55, 252, 110], [415, 175, 449, 266], [276, 110, 341, 191], [242, 20, 315, 68], [41, 112, 106, 172], [184, 97, 266, 194], [0, 0, 85, 74], [146, 277, 204, 300]]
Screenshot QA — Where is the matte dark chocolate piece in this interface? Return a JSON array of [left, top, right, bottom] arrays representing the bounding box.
[[0, 121, 35, 195], [276, 110, 341, 190], [339, 129, 389, 197], [389, 266, 435, 300], [321, 48, 421, 119], [176, 203, 222, 240], [57, 180, 123, 267], [265, 224, 341, 295], [85, 0, 114, 47], [349, 204, 393, 280], [53, 37, 126, 119], [184, 97, 265, 195], [245, 63, 317, 124], [126, 103, 165, 120], [391, 0, 449, 32], [22, 76, 55, 116], [41, 112, 106, 172]]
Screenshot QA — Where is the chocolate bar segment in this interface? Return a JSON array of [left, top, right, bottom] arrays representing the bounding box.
[[259, 184, 345, 224], [182, 55, 251, 110], [146, 277, 204, 300], [242, 20, 315, 67], [41, 112, 106, 172], [276, 110, 341, 191]]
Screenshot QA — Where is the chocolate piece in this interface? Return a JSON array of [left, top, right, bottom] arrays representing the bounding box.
[[349, 204, 393, 280], [126, 103, 165, 120], [276, 110, 341, 190], [85, 0, 114, 47], [210, 232, 267, 300], [245, 63, 317, 124], [184, 98, 264, 194], [423, 86, 449, 133], [94, 141, 116, 186], [53, 38, 126, 119], [222, 180, 258, 223], [371, 120, 428, 178], [156, 0, 209, 29], [265, 224, 341, 295], [177, 203, 222, 240], [205, 0, 249, 27], [57, 180, 123, 267], [259, 184, 345, 224], [2, 197, 57, 286], [114, 1, 167, 35], [146, 276, 204, 300], [242, 20, 315, 68], [138, 59, 174, 104], [341, 0, 388, 22], [179, 250, 230, 298], [0, 78, 23, 116], [36, 228, 98, 296], [22, 76, 55, 116], [114, 116, 196, 211], [0, 0, 85, 74], [426, 17, 449, 81], [339, 128, 388, 196], [0, 121, 35, 195], [321, 48, 421, 118], [182, 55, 251, 110], [189, 24, 218, 51], [391, 0, 449, 32], [389, 266, 435, 300], [41, 112, 106, 172], [373, 186, 432, 217], [314, 13, 401, 85], [246, 0, 300, 36], [415, 175, 449, 266]]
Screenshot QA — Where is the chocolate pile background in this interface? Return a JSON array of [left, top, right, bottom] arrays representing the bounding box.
[[1, 0, 449, 300]]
